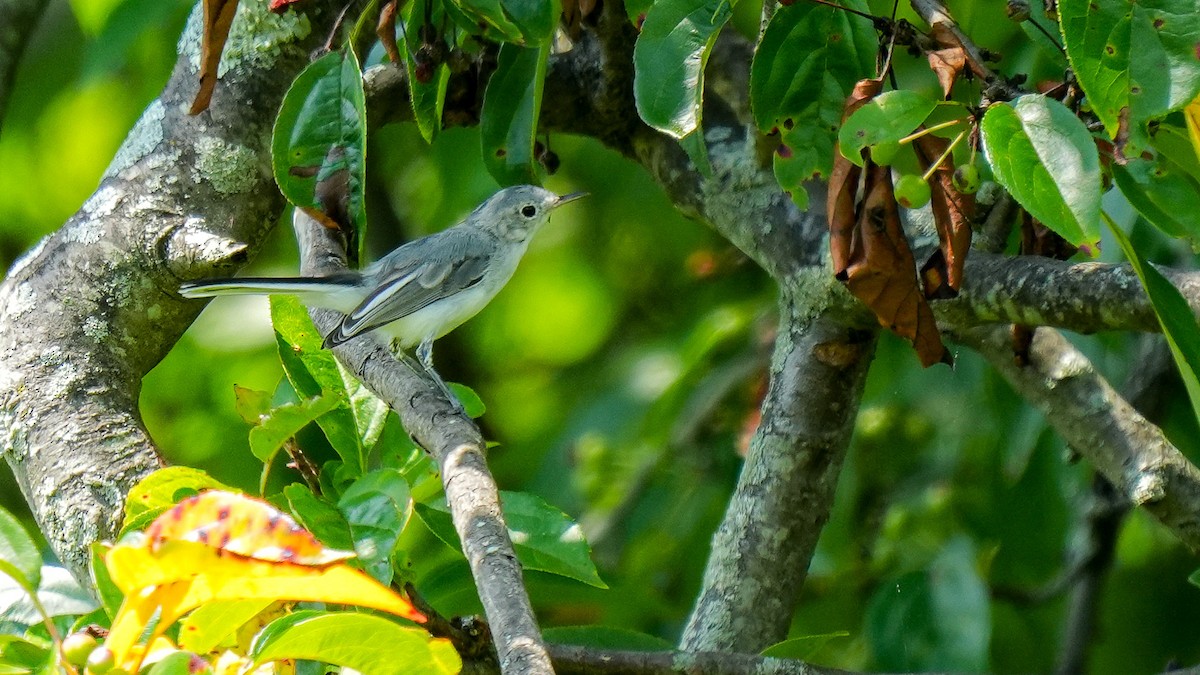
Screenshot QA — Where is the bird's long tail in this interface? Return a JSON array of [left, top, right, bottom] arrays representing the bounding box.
[[179, 275, 363, 311]]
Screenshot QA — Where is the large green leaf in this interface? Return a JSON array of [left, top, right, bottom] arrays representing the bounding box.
[[250, 610, 460, 675], [750, 0, 875, 203], [416, 491, 606, 588], [865, 537, 989, 672], [272, 50, 368, 244], [838, 91, 941, 166], [1059, 0, 1200, 153], [338, 469, 412, 585], [271, 296, 390, 476], [480, 43, 548, 186], [0, 566, 96, 625], [1112, 158, 1200, 246], [401, 0, 451, 143], [0, 506, 40, 593], [633, 0, 736, 139], [980, 95, 1101, 245], [1106, 213, 1200, 424]]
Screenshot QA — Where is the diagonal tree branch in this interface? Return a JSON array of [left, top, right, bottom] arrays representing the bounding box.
[[955, 325, 1200, 553], [0, 0, 340, 580], [291, 211, 554, 675]]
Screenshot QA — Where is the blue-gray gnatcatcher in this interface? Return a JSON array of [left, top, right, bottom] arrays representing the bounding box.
[[180, 185, 586, 401]]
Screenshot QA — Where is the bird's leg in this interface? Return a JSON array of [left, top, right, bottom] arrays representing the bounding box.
[[413, 338, 464, 414]]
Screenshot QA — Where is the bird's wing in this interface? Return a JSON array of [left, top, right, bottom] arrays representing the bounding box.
[[330, 230, 492, 344]]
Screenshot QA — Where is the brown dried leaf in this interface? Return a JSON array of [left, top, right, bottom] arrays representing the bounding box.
[[377, 0, 403, 66], [927, 47, 966, 99], [190, 0, 241, 115], [842, 164, 952, 367], [913, 135, 974, 296], [829, 77, 885, 275]]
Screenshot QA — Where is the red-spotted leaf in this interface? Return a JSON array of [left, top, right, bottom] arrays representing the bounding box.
[[144, 491, 356, 566]]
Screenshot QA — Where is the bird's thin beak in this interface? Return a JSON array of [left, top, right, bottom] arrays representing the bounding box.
[[554, 191, 589, 207]]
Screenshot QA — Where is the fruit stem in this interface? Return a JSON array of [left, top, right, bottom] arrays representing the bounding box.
[[899, 118, 962, 145], [920, 130, 966, 182]]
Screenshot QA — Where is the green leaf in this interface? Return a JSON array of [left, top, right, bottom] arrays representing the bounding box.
[[271, 295, 389, 475], [980, 95, 1101, 245], [284, 484, 355, 551], [1151, 120, 1200, 183], [481, 43, 549, 186], [446, 0, 524, 43], [178, 599, 275, 654], [0, 634, 51, 671], [416, 491, 606, 588], [89, 543, 122, 620], [499, 0, 560, 44], [1189, 568, 1200, 589], [865, 537, 989, 671], [0, 566, 96, 625], [250, 610, 461, 675], [838, 91, 942, 166], [338, 470, 413, 585], [633, 0, 735, 139], [1112, 158, 1200, 246], [1106, 212, 1200, 424], [401, 0, 450, 142], [750, 0, 875, 182], [144, 650, 200, 675], [446, 382, 486, 418], [542, 626, 673, 651], [1059, 0, 1200, 153], [248, 395, 339, 462], [761, 632, 851, 660], [122, 467, 232, 532], [0, 505, 40, 592], [272, 50, 368, 245]]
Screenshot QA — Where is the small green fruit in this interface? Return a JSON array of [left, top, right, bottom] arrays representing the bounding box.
[[895, 174, 932, 209], [952, 163, 982, 194], [85, 646, 114, 674], [61, 632, 99, 667], [870, 140, 901, 166]]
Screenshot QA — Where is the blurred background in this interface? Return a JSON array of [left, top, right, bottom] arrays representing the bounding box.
[[3, 1, 1200, 672]]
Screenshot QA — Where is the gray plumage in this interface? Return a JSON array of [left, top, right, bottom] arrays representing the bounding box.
[[180, 185, 585, 364]]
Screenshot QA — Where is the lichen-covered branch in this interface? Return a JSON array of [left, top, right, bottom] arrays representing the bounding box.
[[0, 0, 337, 579], [679, 306, 876, 652], [548, 644, 852, 675], [291, 212, 554, 675], [955, 326, 1200, 553], [0, 0, 48, 131]]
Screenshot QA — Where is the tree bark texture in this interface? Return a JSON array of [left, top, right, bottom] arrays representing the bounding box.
[[0, 0, 338, 579]]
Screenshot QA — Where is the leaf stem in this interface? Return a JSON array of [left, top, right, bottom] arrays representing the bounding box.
[[803, 0, 880, 22]]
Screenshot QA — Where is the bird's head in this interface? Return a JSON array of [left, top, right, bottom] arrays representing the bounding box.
[[474, 185, 587, 242]]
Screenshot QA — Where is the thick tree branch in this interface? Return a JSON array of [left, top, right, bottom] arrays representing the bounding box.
[[955, 326, 1200, 553], [548, 644, 852, 675], [291, 212, 554, 675], [0, 0, 47, 132], [679, 307, 876, 652], [0, 0, 337, 580]]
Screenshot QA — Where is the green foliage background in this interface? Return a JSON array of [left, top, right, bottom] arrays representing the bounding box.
[[3, 0, 1200, 672]]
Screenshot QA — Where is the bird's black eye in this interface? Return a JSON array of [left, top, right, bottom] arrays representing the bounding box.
[[521, 205, 537, 218]]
